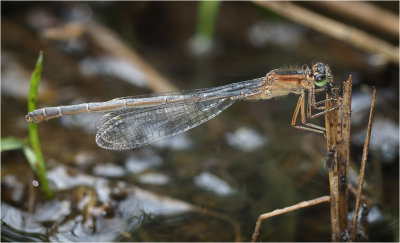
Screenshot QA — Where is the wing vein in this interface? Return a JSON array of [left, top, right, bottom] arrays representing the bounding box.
[[96, 97, 236, 150]]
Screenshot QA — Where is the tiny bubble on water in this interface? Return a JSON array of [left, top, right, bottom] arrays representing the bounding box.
[[32, 180, 39, 187]]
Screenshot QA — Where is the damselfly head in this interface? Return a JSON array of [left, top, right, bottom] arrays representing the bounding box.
[[312, 62, 332, 87]]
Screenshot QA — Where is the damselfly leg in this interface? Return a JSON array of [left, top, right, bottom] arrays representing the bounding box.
[[291, 86, 339, 134]]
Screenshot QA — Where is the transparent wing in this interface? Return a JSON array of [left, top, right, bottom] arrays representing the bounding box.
[[95, 77, 266, 150], [111, 77, 265, 101], [95, 97, 236, 150]]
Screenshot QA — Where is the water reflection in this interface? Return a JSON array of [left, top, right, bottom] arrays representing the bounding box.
[[1, 52, 47, 99], [225, 127, 268, 152], [153, 134, 193, 150], [2, 175, 24, 202], [248, 20, 305, 48], [33, 200, 71, 222], [124, 150, 162, 174], [60, 112, 100, 134], [194, 171, 235, 196], [3, 165, 195, 241], [1, 204, 47, 239], [137, 172, 170, 185], [79, 57, 147, 88], [93, 163, 126, 178]]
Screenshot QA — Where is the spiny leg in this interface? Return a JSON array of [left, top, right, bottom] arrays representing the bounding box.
[[291, 91, 302, 126], [307, 87, 313, 117], [302, 88, 327, 131], [291, 91, 324, 134], [302, 90, 326, 131], [308, 87, 340, 119], [301, 86, 340, 130], [310, 87, 327, 111], [309, 106, 339, 119], [311, 87, 340, 111], [308, 87, 329, 115]]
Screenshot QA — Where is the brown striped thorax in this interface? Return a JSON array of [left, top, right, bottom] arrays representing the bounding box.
[[251, 62, 332, 99]]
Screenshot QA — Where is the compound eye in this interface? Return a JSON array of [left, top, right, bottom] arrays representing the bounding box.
[[314, 73, 327, 86], [315, 62, 325, 71], [315, 74, 326, 81]]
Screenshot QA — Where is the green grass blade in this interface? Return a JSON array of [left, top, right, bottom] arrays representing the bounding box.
[[28, 51, 43, 113], [22, 145, 38, 173], [196, 1, 221, 40], [27, 51, 52, 198], [1, 137, 28, 151]]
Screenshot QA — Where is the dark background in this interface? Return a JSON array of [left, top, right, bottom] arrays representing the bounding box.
[[1, 1, 399, 241]]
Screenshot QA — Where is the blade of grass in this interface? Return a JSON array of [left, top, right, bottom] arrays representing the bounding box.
[[196, 1, 221, 40], [22, 145, 38, 173], [1, 137, 28, 151], [27, 51, 52, 198]]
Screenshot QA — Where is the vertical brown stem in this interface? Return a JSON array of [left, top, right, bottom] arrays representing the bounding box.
[[351, 87, 376, 240], [325, 77, 354, 241], [324, 88, 340, 241], [337, 77, 352, 233]]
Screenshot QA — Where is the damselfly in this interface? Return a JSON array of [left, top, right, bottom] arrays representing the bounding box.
[[26, 62, 335, 150]]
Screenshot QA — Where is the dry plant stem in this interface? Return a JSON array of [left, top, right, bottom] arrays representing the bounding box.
[[41, 22, 86, 40], [309, 2, 399, 38], [351, 88, 376, 240], [254, 1, 399, 64], [324, 87, 340, 241], [348, 184, 373, 206], [28, 172, 36, 213], [336, 77, 353, 233], [250, 196, 330, 242], [85, 21, 177, 93], [324, 78, 352, 241]]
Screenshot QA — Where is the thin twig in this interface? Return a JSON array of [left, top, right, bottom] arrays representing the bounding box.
[[348, 184, 373, 206], [251, 196, 330, 242], [41, 22, 86, 40], [85, 20, 177, 93], [351, 87, 376, 240], [308, 2, 399, 38], [253, 1, 399, 64]]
